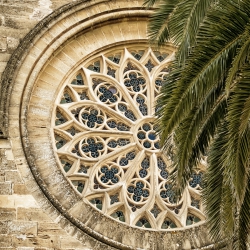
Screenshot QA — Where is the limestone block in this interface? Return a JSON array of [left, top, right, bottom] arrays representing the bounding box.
[[182, 239, 191, 250], [60, 236, 84, 248], [0, 140, 10, 149], [9, 221, 37, 236], [13, 184, 29, 195], [0, 26, 25, 41], [28, 105, 51, 119], [0, 195, 15, 208], [0, 4, 33, 16], [5, 149, 15, 161], [33, 38, 49, 53], [0, 36, 7, 52], [17, 248, 35, 250], [0, 207, 16, 221], [53, 50, 76, 68], [12, 234, 60, 248], [0, 53, 10, 62], [0, 14, 4, 26], [0, 182, 12, 195], [13, 195, 39, 208], [26, 118, 49, 129], [0, 221, 8, 234], [32, 86, 55, 100], [51, 0, 72, 9], [0, 171, 4, 182], [29, 0, 52, 21], [17, 208, 52, 222], [0, 234, 12, 247], [4, 15, 19, 31], [110, 23, 125, 43], [67, 40, 86, 59], [37, 222, 67, 236], [59, 43, 83, 63], [0, 154, 8, 171], [5, 170, 23, 184], [100, 26, 115, 44]]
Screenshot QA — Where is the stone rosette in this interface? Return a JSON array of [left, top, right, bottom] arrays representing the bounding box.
[[0, 0, 224, 249]]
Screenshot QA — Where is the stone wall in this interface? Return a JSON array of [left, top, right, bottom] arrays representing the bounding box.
[[0, 139, 95, 249], [0, 1, 99, 249], [0, 0, 71, 80]]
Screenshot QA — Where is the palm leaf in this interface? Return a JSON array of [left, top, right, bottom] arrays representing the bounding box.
[[225, 37, 250, 96], [149, 0, 250, 248], [143, 0, 160, 7], [147, 0, 179, 44], [173, 86, 226, 192], [223, 63, 250, 203], [168, 0, 214, 63], [157, 0, 250, 146], [147, 0, 214, 64], [237, 178, 250, 250], [203, 122, 229, 241]]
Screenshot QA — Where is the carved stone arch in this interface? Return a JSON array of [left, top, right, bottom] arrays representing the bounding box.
[[0, 0, 218, 249]]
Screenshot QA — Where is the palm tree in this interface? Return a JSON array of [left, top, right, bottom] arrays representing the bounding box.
[[144, 0, 250, 249]]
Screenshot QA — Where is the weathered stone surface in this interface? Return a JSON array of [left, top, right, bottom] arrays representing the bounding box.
[[5, 170, 22, 183], [0, 234, 12, 247], [13, 184, 29, 195], [17, 208, 52, 222], [0, 221, 8, 234], [60, 236, 84, 248], [0, 36, 7, 52], [0, 207, 16, 221], [12, 234, 61, 248], [12, 195, 39, 208], [0, 182, 12, 195], [37, 222, 67, 236], [8, 221, 37, 235], [0, 195, 15, 208], [0, 171, 5, 182], [6, 36, 19, 51]]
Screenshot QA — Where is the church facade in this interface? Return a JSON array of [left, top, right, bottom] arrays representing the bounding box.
[[0, 1, 225, 249]]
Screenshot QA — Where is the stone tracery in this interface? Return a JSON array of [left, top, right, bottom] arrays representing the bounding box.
[[53, 46, 205, 230]]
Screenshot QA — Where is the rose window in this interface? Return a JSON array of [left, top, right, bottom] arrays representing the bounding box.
[[53, 46, 206, 230]]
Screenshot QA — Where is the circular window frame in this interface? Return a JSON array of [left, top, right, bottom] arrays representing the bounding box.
[[51, 43, 206, 232], [0, 1, 216, 249]]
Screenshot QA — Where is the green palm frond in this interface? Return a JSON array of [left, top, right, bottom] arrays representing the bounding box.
[[147, 0, 179, 44], [157, 0, 250, 143], [147, 0, 215, 63], [237, 178, 250, 250], [174, 88, 227, 192], [143, 0, 161, 7], [221, 180, 235, 247], [237, 63, 250, 135], [147, 0, 250, 248], [224, 63, 250, 203], [158, 42, 236, 145], [203, 123, 229, 241], [203, 123, 237, 244], [168, 0, 214, 63], [225, 37, 250, 96]]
